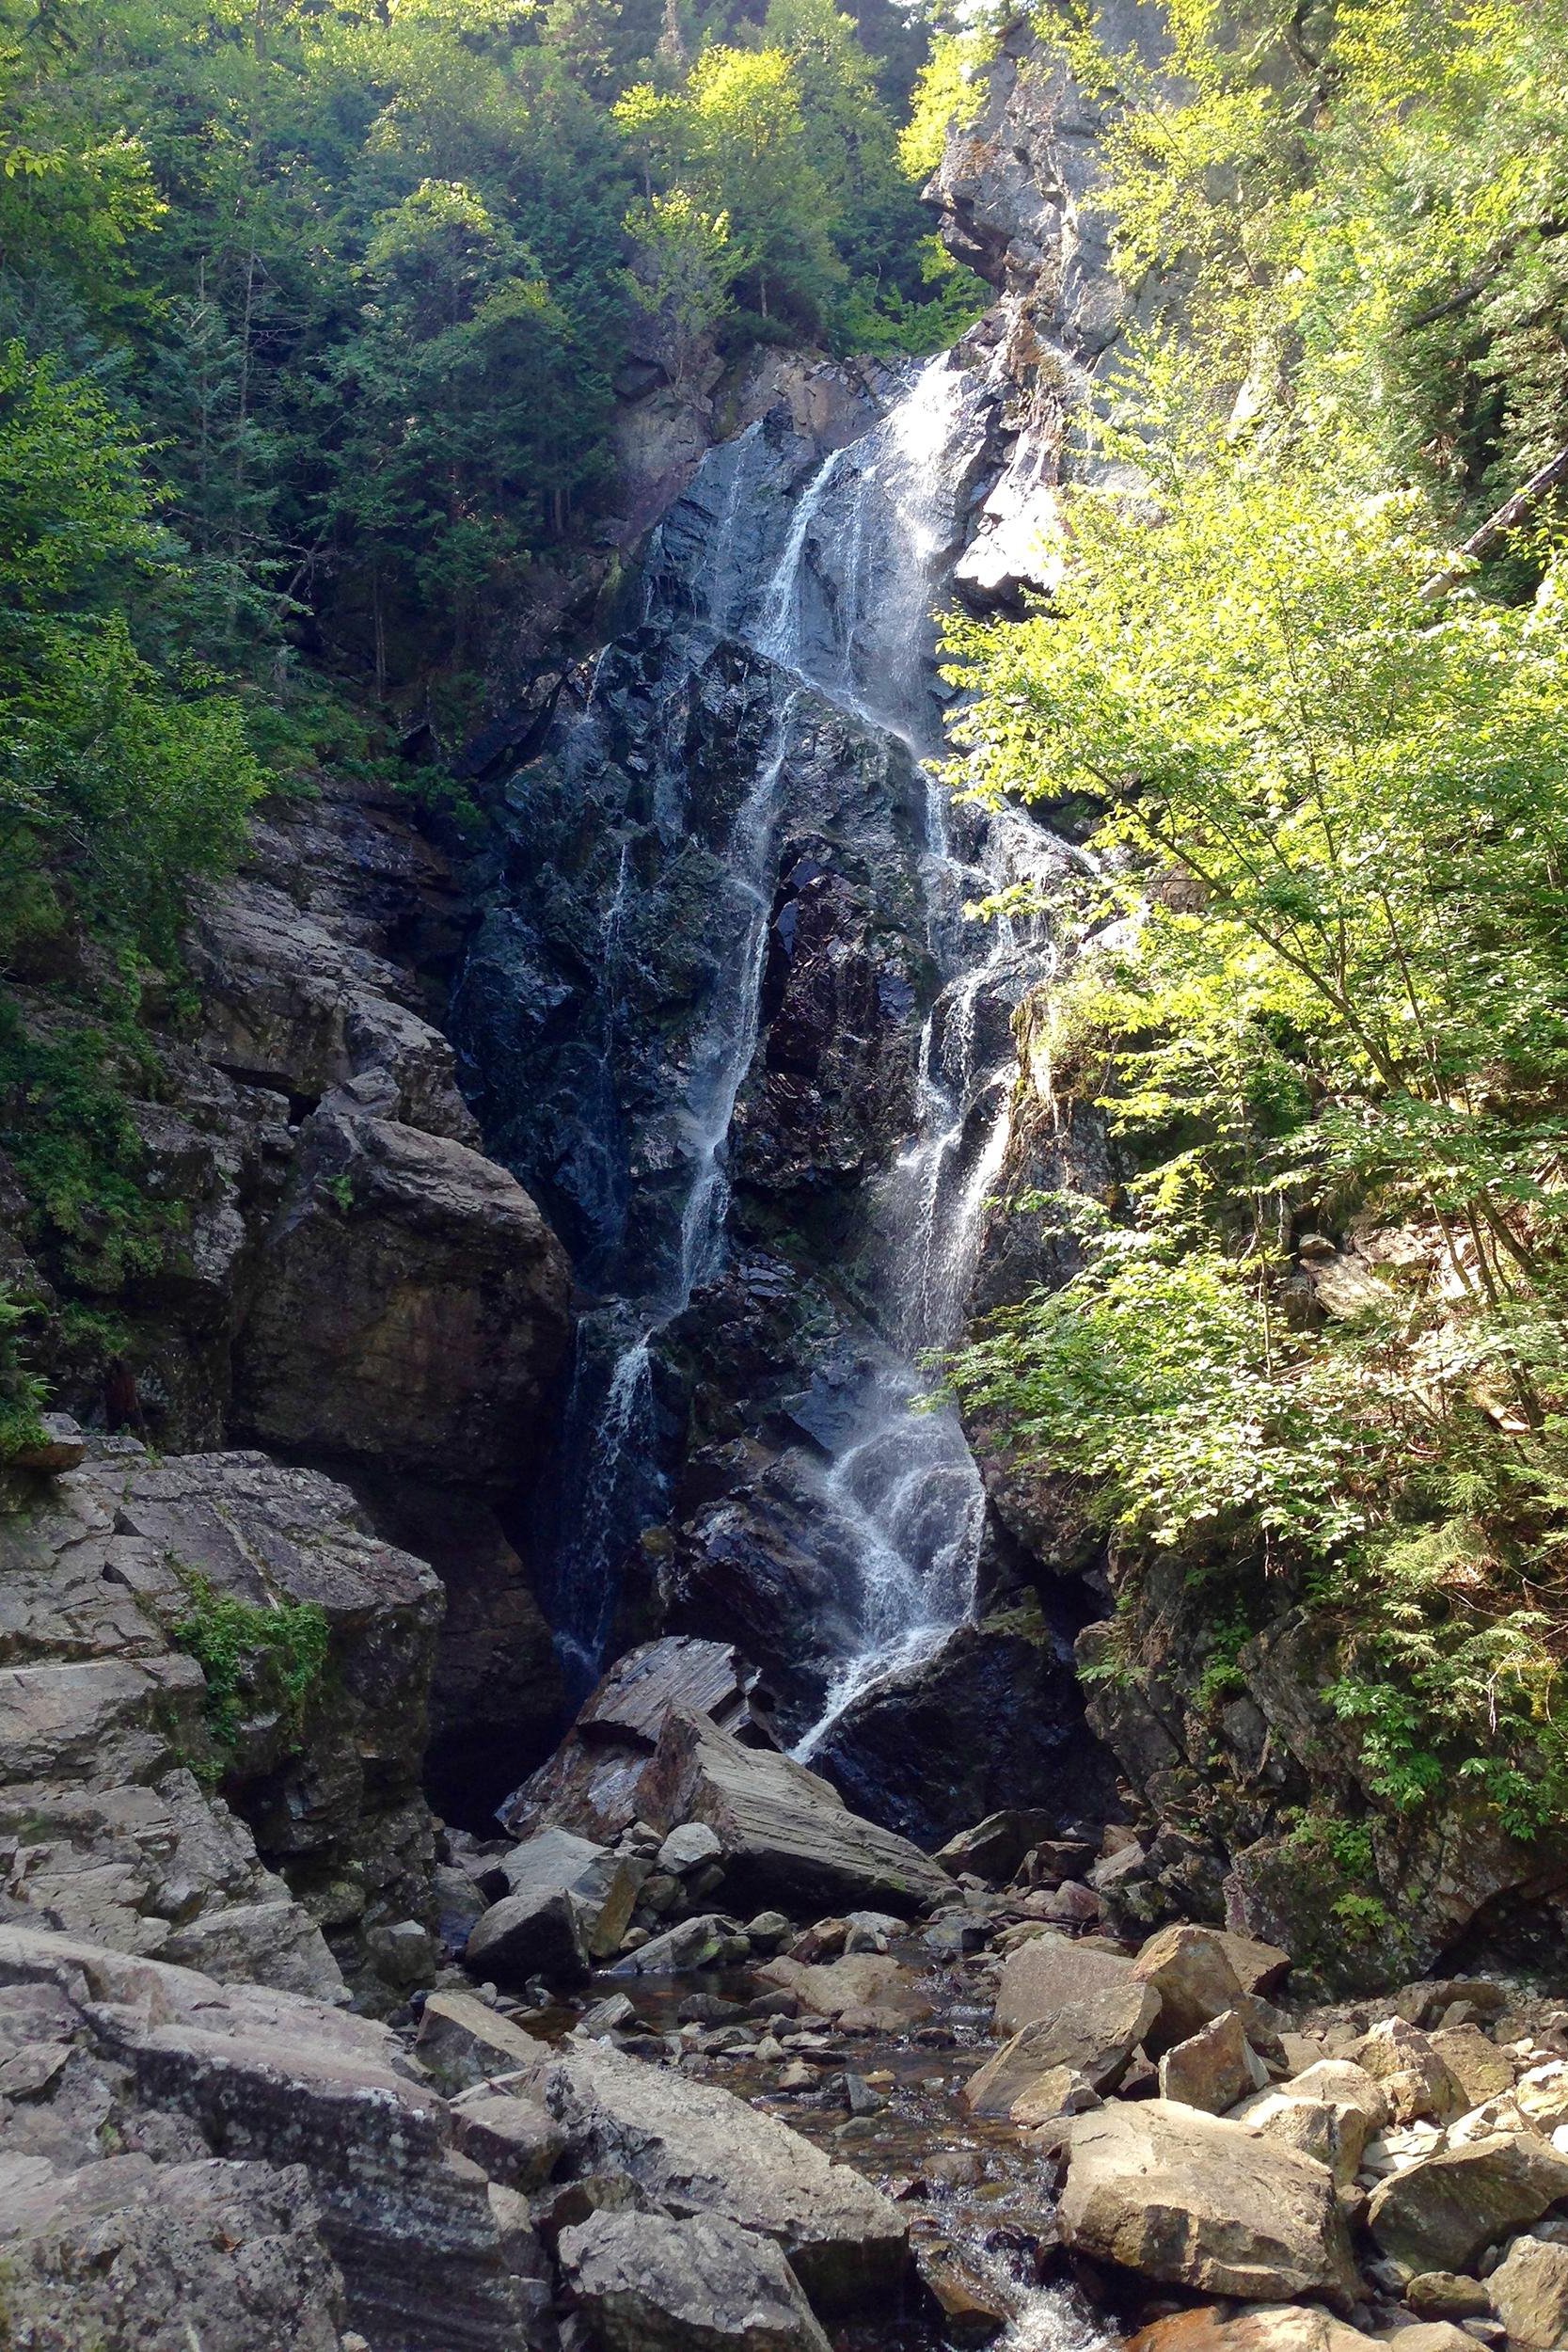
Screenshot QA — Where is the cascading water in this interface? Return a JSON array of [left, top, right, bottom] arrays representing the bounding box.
[[524, 356, 1072, 1728]]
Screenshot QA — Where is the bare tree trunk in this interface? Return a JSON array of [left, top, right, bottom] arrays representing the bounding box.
[[1420, 445, 1568, 601]]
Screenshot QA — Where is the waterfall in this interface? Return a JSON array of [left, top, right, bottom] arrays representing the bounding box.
[[514, 353, 1070, 1720]]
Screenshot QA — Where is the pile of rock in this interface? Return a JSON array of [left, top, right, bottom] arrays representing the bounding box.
[[957, 1914, 1568, 2352], [452, 1699, 951, 1993], [0, 1916, 914, 2352]]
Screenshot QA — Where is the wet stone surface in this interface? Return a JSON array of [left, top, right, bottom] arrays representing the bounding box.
[[519, 1934, 1117, 2352]]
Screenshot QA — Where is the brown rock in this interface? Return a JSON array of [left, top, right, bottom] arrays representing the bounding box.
[[994, 1931, 1133, 2038], [235, 1104, 570, 1489], [1368, 2132, 1568, 2273], [1216, 1933, 1292, 1997], [933, 1811, 1056, 1883], [1061, 2101, 1358, 2307], [1346, 2020, 1465, 2125], [1377, 2328, 1477, 2352], [1427, 2025, 1515, 2110], [1402, 2276, 1493, 2324], [1159, 2010, 1260, 2115], [756, 1955, 932, 2026], [1232, 2070, 1381, 2189], [1486, 2233, 1568, 2347], [963, 1980, 1162, 2117], [1127, 2305, 1376, 2352], [1133, 1925, 1246, 2053]]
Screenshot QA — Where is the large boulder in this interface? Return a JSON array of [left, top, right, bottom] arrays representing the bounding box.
[[636, 1708, 949, 1916], [1367, 2133, 1568, 2273], [1487, 2233, 1568, 2348], [1159, 2010, 1261, 2116], [464, 1885, 590, 1991], [502, 2038, 909, 2315], [1231, 2064, 1386, 2189], [934, 1809, 1058, 1881], [1132, 1925, 1246, 2052], [993, 1931, 1134, 2037], [558, 2208, 832, 2352], [808, 1616, 1119, 1850], [964, 1980, 1161, 2118], [1060, 2101, 1358, 2307], [235, 1098, 570, 1490], [1345, 2019, 1465, 2125], [1127, 2308, 1381, 2352], [499, 1637, 779, 1844], [0, 1440, 447, 2000], [0, 1925, 529, 2352], [0, 2150, 347, 2352], [490, 1827, 641, 1960]]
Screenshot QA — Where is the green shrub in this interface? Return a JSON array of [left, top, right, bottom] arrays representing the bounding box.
[[169, 1570, 331, 1764]]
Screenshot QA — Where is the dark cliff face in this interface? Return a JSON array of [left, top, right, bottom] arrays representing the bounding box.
[[451, 347, 1125, 1843]]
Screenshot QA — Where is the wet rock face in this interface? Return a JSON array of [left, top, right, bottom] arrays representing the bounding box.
[[809, 1608, 1121, 1849], [457, 623, 934, 1296]]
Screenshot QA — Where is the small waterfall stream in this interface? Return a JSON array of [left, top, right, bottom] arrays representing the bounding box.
[[531, 354, 1072, 1732]]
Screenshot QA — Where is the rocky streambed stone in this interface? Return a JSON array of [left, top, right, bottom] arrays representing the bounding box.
[[1060, 2099, 1359, 2307], [502, 2037, 910, 2314], [559, 2208, 832, 2352]]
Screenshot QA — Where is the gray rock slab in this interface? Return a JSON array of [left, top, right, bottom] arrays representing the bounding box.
[[559, 2207, 832, 2352]]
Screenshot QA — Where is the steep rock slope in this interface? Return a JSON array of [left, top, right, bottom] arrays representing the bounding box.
[[923, 21, 1568, 1988]]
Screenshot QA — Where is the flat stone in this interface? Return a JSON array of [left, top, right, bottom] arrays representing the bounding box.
[[558, 2206, 832, 2352], [0, 1925, 524, 2351], [1061, 2100, 1358, 2307], [756, 1955, 932, 2026], [8, 1414, 88, 1473], [994, 1931, 1134, 2038], [963, 1980, 1162, 2117], [414, 1989, 548, 2091], [1368, 2133, 1568, 2273], [1377, 2328, 1477, 2352]]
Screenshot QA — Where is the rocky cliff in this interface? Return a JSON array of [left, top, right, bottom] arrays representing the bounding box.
[[920, 17, 1568, 1993]]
